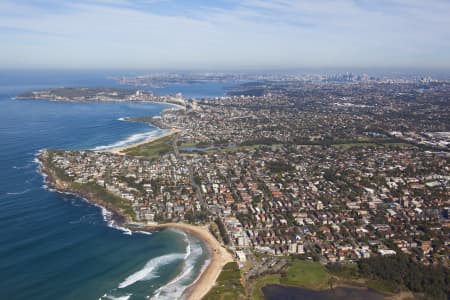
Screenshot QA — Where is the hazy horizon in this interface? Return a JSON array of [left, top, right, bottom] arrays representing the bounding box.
[[2, 0, 450, 70]]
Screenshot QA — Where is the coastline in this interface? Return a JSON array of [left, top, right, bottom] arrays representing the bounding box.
[[22, 95, 184, 156], [16, 90, 187, 112], [16, 96, 187, 111], [100, 100, 183, 155], [104, 128, 180, 155], [35, 97, 229, 300], [38, 153, 233, 300], [38, 154, 130, 225]]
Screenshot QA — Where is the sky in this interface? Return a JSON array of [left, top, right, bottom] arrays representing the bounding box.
[[1, 0, 450, 70]]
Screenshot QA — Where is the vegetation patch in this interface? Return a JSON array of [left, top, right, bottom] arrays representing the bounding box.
[[202, 262, 245, 300], [70, 182, 136, 221], [366, 278, 400, 294], [326, 263, 359, 280], [280, 260, 330, 289], [250, 260, 330, 300], [359, 254, 450, 299], [251, 274, 281, 300], [123, 134, 175, 158], [215, 217, 230, 245]]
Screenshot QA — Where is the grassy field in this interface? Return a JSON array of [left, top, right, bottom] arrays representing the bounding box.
[[250, 260, 330, 300], [251, 274, 281, 300], [123, 134, 175, 158], [281, 260, 330, 289], [202, 262, 245, 300]]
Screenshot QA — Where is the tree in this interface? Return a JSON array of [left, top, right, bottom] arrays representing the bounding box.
[[215, 217, 230, 245]]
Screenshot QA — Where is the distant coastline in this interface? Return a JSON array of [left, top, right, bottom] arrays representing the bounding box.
[[16, 87, 188, 109]]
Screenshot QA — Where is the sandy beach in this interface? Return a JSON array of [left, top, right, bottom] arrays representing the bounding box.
[[145, 222, 234, 300], [103, 128, 179, 155]]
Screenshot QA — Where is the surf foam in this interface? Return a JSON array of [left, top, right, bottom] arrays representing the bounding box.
[[92, 128, 167, 151], [100, 207, 132, 235], [100, 293, 132, 300], [6, 189, 32, 195], [13, 162, 33, 170], [118, 253, 184, 289], [135, 231, 152, 235], [150, 234, 205, 300]]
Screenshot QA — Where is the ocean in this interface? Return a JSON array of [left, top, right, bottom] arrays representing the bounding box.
[[0, 71, 232, 300]]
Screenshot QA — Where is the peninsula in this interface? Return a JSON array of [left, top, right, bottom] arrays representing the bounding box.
[[17, 87, 187, 108]]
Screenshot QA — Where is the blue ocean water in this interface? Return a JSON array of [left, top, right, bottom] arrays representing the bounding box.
[[0, 71, 229, 300]]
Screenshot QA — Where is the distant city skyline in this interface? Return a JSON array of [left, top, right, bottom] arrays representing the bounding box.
[[1, 0, 450, 70]]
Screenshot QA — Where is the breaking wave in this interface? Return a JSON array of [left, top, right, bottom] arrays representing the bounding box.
[[12, 162, 33, 170], [100, 207, 132, 235], [91, 128, 166, 151], [135, 230, 152, 235], [6, 189, 33, 195], [118, 253, 184, 289], [113, 229, 206, 300], [100, 293, 132, 300], [150, 232, 205, 300]]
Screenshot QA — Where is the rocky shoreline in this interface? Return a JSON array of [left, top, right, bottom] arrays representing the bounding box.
[[38, 152, 130, 226], [125, 114, 173, 130]]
